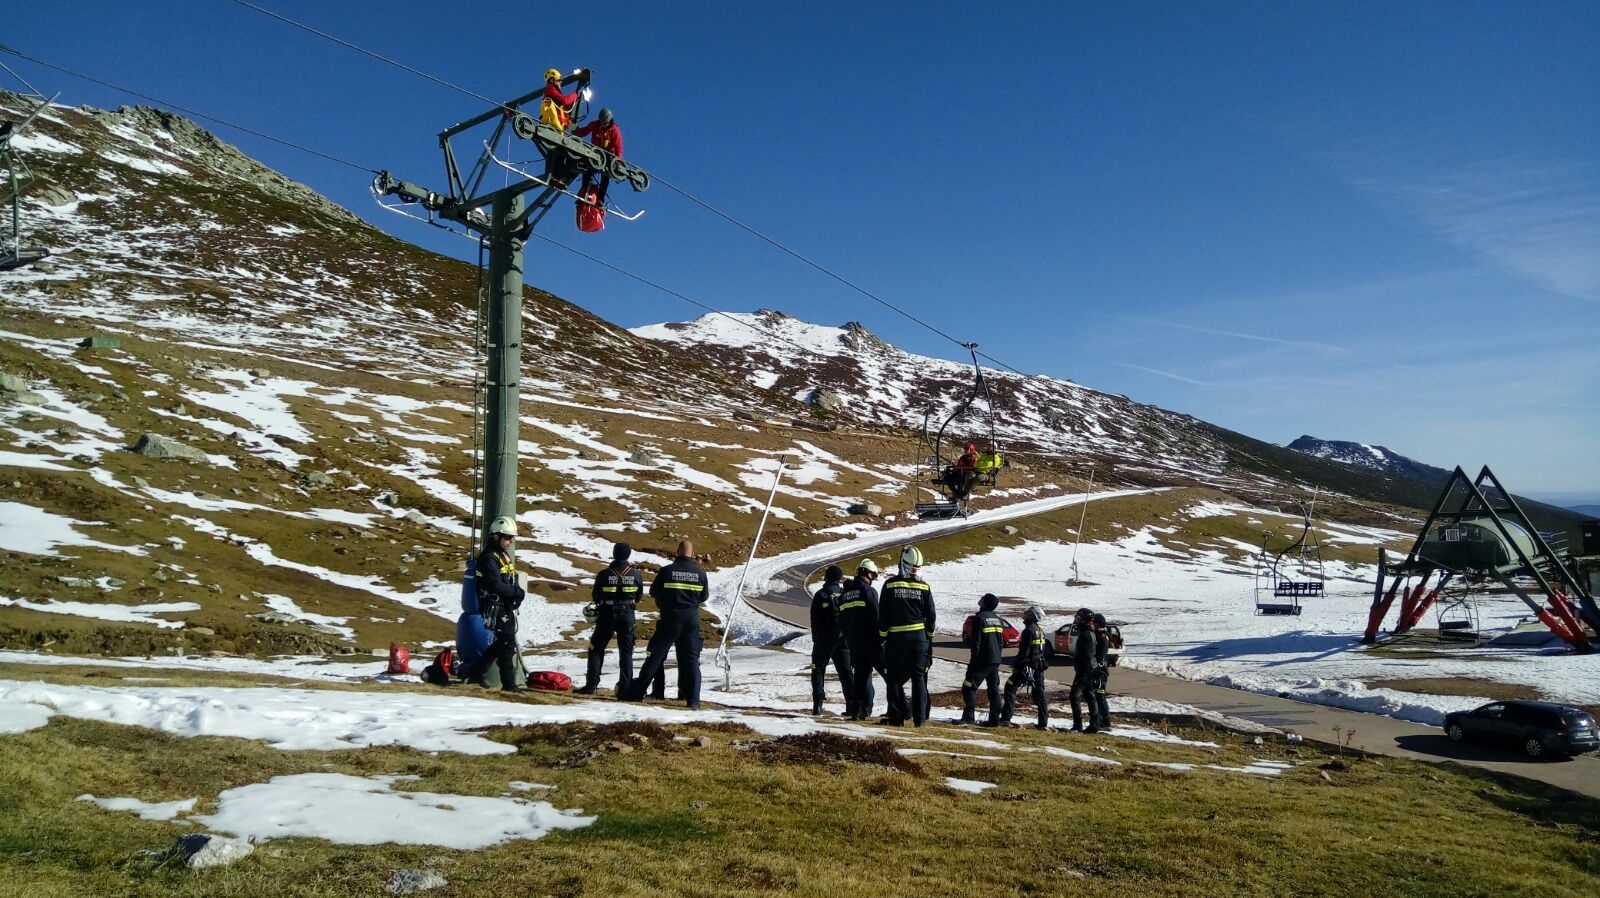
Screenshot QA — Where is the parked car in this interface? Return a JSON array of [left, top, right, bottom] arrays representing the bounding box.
[[1052, 622, 1125, 666], [1443, 700, 1599, 758], [961, 614, 1020, 649]]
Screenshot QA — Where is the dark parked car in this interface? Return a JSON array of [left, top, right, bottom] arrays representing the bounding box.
[[961, 614, 1020, 649], [1443, 701, 1598, 758]]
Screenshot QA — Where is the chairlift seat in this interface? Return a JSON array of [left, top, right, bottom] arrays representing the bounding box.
[[0, 247, 48, 271], [1274, 581, 1324, 598], [915, 501, 966, 520], [1256, 603, 1303, 616], [1438, 620, 1474, 631]]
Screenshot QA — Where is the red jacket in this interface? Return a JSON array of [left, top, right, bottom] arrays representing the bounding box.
[[543, 82, 577, 109], [573, 120, 623, 158], [956, 451, 978, 470]]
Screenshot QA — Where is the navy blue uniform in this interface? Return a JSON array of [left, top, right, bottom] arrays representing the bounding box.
[[1001, 622, 1049, 728], [582, 561, 643, 693], [878, 573, 935, 726], [810, 579, 857, 715], [961, 609, 1006, 724], [465, 545, 524, 689], [1069, 626, 1096, 730], [627, 556, 710, 708], [1092, 628, 1112, 729], [836, 575, 879, 719]]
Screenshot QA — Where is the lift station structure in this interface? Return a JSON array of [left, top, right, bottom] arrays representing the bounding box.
[[1364, 466, 1600, 653], [372, 70, 649, 547]]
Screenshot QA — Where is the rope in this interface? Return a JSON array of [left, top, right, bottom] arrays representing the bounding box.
[[0, 45, 377, 174]]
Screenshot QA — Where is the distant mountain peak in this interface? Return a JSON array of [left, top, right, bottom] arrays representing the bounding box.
[[1287, 436, 1448, 483]]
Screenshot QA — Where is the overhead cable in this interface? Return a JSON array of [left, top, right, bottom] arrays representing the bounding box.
[[226, 0, 505, 109], [204, 3, 1036, 379], [0, 44, 377, 174]]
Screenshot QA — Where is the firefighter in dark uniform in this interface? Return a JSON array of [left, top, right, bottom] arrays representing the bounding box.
[[836, 558, 881, 720], [960, 593, 1006, 725], [810, 564, 857, 716], [578, 542, 643, 695], [625, 539, 710, 709], [1068, 607, 1097, 731], [1001, 604, 1049, 729], [1091, 612, 1113, 731], [463, 515, 525, 692], [878, 544, 935, 727]]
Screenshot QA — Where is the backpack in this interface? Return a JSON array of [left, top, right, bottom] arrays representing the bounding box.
[[386, 642, 411, 675], [576, 185, 605, 232], [420, 647, 458, 686], [527, 670, 573, 692]]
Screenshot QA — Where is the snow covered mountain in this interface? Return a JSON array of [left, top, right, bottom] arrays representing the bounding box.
[[1, 91, 1429, 661], [1286, 435, 1449, 484], [634, 311, 1231, 479]]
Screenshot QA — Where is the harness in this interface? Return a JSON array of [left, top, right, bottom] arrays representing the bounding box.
[[596, 565, 641, 607]]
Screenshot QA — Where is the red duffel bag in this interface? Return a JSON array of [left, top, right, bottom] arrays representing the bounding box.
[[528, 670, 573, 692]]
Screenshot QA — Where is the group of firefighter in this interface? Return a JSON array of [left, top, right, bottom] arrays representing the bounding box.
[[808, 549, 1114, 731], [469, 514, 1113, 730]]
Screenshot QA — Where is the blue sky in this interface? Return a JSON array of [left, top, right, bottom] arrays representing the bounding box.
[[7, 1, 1598, 496]]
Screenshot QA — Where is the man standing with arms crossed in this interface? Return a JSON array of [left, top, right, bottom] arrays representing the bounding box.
[[625, 540, 710, 710], [836, 559, 881, 720], [578, 542, 643, 695], [878, 545, 936, 727]]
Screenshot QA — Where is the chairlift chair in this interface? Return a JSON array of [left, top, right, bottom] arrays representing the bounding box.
[[1435, 581, 1482, 642], [1253, 497, 1326, 616], [913, 343, 1001, 520]]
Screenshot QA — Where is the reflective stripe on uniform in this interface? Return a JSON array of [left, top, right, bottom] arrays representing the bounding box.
[[660, 582, 704, 592], [885, 623, 926, 634], [885, 580, 930, 591], [982, 626, 1004, 634], [837, 600, 865, 611]]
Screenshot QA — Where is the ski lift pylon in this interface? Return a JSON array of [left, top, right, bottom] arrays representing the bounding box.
[[1, 91, 59, 272]]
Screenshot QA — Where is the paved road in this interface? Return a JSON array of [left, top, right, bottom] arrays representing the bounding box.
[[749, 544, 1600, 800]]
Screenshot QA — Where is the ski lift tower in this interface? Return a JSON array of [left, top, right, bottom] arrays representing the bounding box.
[[1, 89, 58, 271], [371, 70, 649, 544]]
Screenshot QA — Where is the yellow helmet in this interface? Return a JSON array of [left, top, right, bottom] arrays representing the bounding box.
[[544, 68, 562, 82]]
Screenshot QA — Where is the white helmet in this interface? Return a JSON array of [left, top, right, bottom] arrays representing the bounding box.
[[489, 515, 518, 537], [858, 558, 879, 574], [900, 545, 924, 567]]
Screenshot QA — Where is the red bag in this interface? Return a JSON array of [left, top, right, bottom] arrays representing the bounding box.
[[386, 642, 411, 675], [576, 186, 605, 233], [527, 670, 573, 692]]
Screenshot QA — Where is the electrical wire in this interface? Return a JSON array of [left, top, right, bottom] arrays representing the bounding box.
[[207, 2, 1036, 379], [0, 44, 377, 174]]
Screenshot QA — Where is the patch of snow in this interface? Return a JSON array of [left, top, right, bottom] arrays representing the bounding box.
[[943, 776, 997, 794], [76, 794, 197, 821], [191, 773, 593, 849]]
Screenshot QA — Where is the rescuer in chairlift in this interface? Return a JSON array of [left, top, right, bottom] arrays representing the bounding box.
[[573, 107, 622, 206], [539, 68, 579, 130], [941, 442, 981, 501]]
